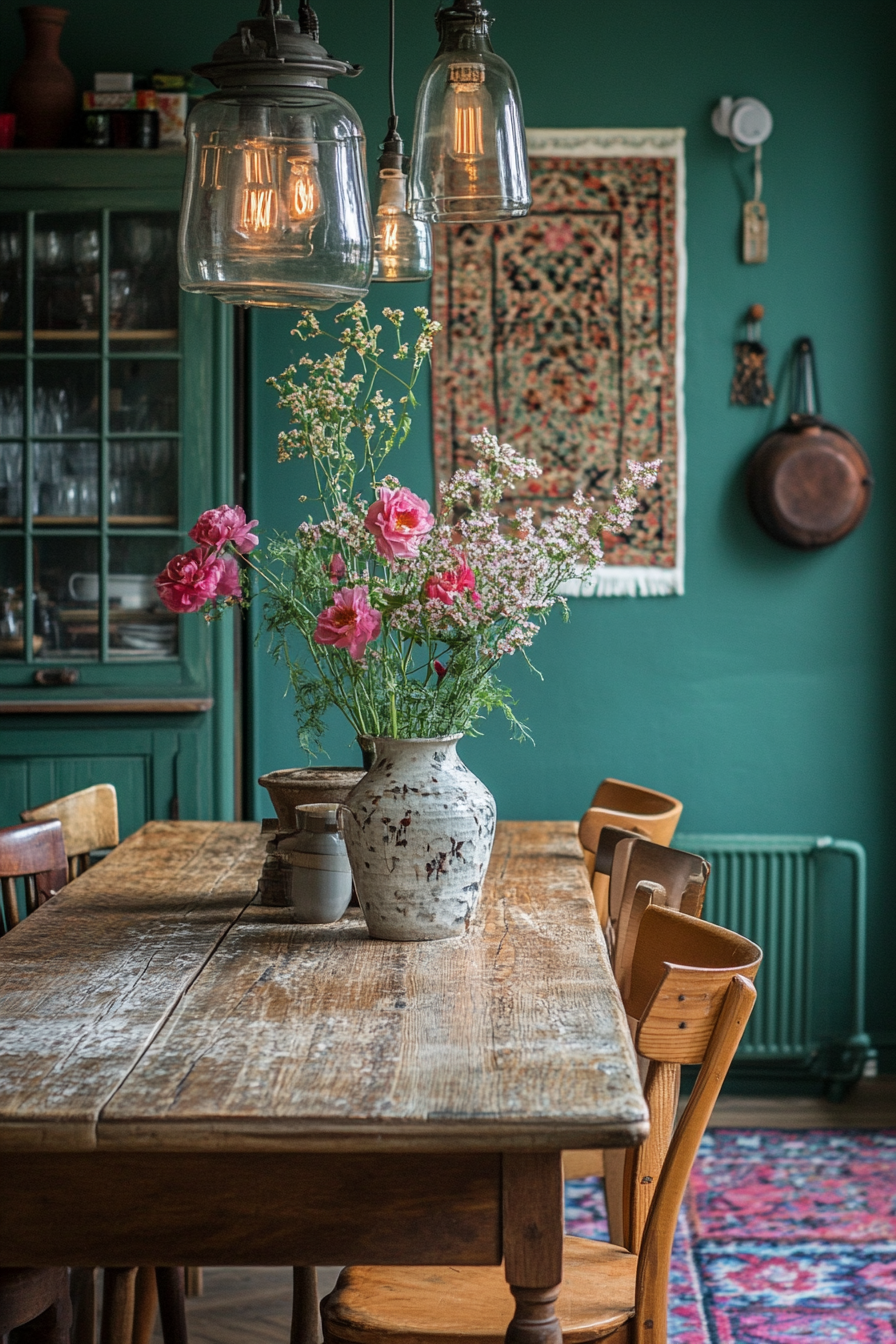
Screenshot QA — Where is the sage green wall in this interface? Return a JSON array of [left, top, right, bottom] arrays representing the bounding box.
[[4, 1, 893, 1059]]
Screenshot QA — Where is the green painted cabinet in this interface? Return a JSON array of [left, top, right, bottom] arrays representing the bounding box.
[[0, 150, 235, 830]]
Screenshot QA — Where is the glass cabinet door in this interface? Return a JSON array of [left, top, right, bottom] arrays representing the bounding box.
[[0, 208, 182, 665]]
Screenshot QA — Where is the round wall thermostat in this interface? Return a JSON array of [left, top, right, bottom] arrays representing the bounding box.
[[712, 96, 773, 150]]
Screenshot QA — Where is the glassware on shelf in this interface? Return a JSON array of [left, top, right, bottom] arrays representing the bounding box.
[[0, 215, 24, 346], [0, 442, 23, 518], [33, 361, 99, 433], [108, 438, 177, 520], [109, 212, 180, 349], [33, 213, 101, 346]]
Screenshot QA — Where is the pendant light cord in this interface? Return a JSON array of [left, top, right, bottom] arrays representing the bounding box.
[[388, 0, 397, 126]]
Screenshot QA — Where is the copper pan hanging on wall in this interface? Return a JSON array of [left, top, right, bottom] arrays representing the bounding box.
[[746, 337, 873, 549]]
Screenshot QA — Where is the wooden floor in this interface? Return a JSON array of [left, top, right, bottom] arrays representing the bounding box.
[[706, 1076, 896, 1128], [151, 1267, 342, 1344], [150, 1082, 896, 1344]]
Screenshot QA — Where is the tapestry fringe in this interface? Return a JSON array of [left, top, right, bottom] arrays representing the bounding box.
[[559, 566, 685, 598]]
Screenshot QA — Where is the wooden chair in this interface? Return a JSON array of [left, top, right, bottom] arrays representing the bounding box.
[[321, 906, 761, 1344], [565, 831, 711, 1184], [22, 783, 119, 882], [0, 820, 68, 935], [0, 1268, 71, 1344], [578, 779, 682, 927]]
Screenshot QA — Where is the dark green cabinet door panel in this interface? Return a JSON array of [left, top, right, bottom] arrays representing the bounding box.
[[0, 719, 215, 837]]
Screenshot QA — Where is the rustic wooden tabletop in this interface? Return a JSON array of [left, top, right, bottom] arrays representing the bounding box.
[[0, 818, 647, 1155]]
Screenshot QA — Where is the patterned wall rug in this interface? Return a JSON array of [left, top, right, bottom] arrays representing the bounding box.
[[565, 1129, 896, 1342], [431, 129, 686, 597]]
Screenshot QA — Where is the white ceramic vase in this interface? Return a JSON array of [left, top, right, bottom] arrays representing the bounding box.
[[340, 735, 496, 941]]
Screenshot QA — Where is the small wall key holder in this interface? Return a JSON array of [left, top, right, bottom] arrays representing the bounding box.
[[746, 338, 873, 549]]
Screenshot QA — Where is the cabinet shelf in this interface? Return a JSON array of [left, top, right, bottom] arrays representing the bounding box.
[[0, 516, 178, 527], [0, 330, 179, 342]]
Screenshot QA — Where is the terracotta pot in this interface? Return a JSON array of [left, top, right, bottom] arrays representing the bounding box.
[[340, 735, 496, 942], [257, 767, 367, 832], [9, 7, 77, 149]]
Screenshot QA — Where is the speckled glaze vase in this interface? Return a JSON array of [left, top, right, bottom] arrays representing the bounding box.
[[340, 735, 496, 941]]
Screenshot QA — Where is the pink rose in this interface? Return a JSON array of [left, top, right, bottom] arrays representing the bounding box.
[[424, 555, 482, 607], [326, 553, 347, 584], [155, 548, 225, 614], [313, 585, 382, 661], [189, 504, 259, 554], [365, 485, 434, 561], [215, 554, 243, 601]]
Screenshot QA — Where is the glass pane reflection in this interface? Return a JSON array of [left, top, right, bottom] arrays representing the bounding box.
[[33, 361, 100, 434], [109, 439, 177, 522], [0, 214, 24, 351], [108, 536, 177, 660], [110, 213, 179, 352], [33, 441, 98, 520], [109, 360, 178, 432], [34, 535, 100, 661], [0, 538, 25, 659], [33, 212, 102, 350]]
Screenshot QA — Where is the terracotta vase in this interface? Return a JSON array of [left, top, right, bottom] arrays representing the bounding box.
[[9, 7, 77, 149], [340, 735, 497, 942]]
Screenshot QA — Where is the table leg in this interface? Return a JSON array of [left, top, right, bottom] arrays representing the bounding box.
[[290, 1267, 321, 1344], [502, 1153, 563, 1344]]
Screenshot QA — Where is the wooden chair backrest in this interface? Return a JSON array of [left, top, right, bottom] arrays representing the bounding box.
[[21, 784, 119, 881], [619, 906, 761, 1338], [609, 837, 711, 1001], [0, 820, 68, 934], [578, 778, 682, 926]]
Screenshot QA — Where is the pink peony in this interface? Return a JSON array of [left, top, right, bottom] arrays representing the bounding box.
[[189, 504, 259, 554], [424, 555, 482, 607], [215, 554, 243, 601], [155, 548, 225, 614], [326, 553, 347, 584], [365, 485, 434, 561], [313, 585, 382, 661]]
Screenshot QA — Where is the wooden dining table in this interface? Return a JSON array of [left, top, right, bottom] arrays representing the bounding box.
[[0, 820, 648, 1344]]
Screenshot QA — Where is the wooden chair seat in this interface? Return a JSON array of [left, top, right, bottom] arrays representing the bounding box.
[[323, 1237, 636, 1344]]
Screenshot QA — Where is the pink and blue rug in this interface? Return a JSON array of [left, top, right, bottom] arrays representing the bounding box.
[[564, 1129, 896, 1343]]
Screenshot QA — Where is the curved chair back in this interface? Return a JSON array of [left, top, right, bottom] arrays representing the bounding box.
[[578, 778, 682, 925], [0, 820, 68, 934], [22, 783, 119, 881], [621, 906, 761, 1336]]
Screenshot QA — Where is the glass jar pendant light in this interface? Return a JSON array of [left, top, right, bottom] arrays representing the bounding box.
[[178, 0, 373, 309], [409, 0, 530, 224], [372, 0, 431, 282]]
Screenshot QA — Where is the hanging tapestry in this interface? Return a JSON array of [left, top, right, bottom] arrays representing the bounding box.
[[431, 128, 686, 596]]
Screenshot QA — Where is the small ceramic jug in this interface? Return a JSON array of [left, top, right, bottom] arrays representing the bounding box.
[[279, 804, 353, 925]]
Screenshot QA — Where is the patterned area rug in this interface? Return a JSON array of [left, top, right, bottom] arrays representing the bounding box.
[[431, 129, 686, 597], [565, 1129, 896, 1342]]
